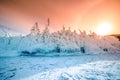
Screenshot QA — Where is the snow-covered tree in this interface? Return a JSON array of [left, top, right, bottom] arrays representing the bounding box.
[[30, 22, 40, 36], [61, 25, 65, 33], [0, 21, 120, 55], [41, 18, 50, 43]]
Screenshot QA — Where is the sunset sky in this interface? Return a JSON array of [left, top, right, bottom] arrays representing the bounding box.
[[0, 0, 120, 35]]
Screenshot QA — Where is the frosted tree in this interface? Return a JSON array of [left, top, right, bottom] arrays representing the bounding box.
[[61, 25, 65, 33], [89, 31, 97, 38], [30, 22, 40, 36], [1, 28, 12, 45], [63, 27, 72, 41], [42, 18, 50, 43], [78, 29, 87, 53]]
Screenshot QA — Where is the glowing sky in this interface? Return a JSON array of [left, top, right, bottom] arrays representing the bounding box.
[[0, 0, 120, 34]]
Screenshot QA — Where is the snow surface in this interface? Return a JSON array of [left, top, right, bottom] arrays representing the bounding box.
[[0, 27, 120, 80], [0, 53, 120, 80], [21, 61, 120, 80]]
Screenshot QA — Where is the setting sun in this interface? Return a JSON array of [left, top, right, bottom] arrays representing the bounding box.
[[95, 23, 112, 35]]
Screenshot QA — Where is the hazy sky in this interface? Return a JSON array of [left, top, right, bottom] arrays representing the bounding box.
[[0, 0, 120, 34]]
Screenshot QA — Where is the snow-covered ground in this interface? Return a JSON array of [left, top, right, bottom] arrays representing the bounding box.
[[0, 25, 120, 80], [0, 53, 120, 80]]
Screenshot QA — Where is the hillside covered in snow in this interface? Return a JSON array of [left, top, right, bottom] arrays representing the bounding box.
[[0, 23, 120, 80], [0, 22, 120, 57]]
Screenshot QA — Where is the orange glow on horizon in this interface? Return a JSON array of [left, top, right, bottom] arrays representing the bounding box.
[[0, 0, 120, 35], [95, 22, 112, 35]]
